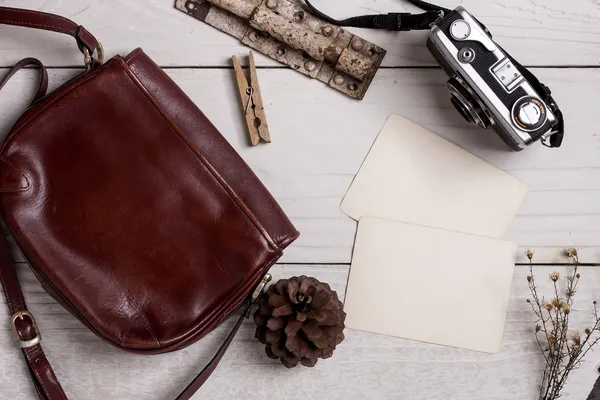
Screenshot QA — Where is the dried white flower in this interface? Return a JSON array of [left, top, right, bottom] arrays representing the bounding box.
[[565, 248, 578, 258], [552, 298, 561, 308], [528, 247, 597, 399], [525, 249, 535, 260], [567, 331, 581, 346]]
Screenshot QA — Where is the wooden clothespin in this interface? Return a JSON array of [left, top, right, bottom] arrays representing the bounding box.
[[232, 51, 271, 146]]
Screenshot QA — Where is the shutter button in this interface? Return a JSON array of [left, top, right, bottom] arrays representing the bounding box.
[[450, 20, 471, 40]]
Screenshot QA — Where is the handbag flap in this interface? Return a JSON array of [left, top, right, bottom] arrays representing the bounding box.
[[0, 50, 298, 352]]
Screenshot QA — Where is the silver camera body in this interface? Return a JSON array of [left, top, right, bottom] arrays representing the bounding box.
[[427, 7, 559, 151]]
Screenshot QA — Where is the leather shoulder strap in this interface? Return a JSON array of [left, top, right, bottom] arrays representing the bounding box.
[[0, 6, 98, 53], [176, 304, 251, 400], [0, 58, 48, 103], [0, 232, 68, 400]]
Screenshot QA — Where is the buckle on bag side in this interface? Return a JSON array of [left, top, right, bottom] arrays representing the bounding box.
[[83, 43, 105, 69], [11, 311, 41, 349]]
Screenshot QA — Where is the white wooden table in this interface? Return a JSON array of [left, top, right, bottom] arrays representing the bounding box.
[[1, 1, 599, 399]]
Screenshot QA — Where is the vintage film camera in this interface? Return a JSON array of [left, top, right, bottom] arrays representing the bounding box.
[[297, 1, 564, 150], [427, 7, 562, 151]]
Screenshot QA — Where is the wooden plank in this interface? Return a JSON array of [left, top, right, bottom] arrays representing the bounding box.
[[1, 67, 599, 264], [0, 263, 599, 399], [0, 0, 599, 67]]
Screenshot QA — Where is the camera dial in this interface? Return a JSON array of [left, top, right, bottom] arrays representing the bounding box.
[[512, 96, 547, 132], [447, 77, 492, 129]]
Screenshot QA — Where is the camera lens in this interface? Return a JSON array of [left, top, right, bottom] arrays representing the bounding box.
[[447, 77, 491, 129], [450, 96, 474, 124]]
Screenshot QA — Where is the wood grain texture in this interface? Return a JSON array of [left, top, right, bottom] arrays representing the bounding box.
[[1, 67, 598, 264], [1, 1, 599, 398], [0, 263, 599, 400], [0, 0, 598, 67]]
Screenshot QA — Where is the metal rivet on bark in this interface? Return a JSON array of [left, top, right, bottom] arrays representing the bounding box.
[[351, 39, 364, 51], [322, 26, 334, 37], [305, 60, 316, 71], [266, 0, 277, 9], [333, 75, 345, 85], [248, 31, 259, 41]]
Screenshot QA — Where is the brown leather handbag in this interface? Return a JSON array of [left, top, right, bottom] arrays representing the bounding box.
[[0, 6, 299, 400]]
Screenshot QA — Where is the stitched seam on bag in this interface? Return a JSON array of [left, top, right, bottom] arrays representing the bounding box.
[[27, 350, 59, 400], [0, 19, 71, 35], [35, 360, 54, 400], [0, 230, 26, 313], [117, 55, 280, 253], [119, 313, 160, 348], [276, 232, 299, 249], [139, 312, 160, 348], [24, 349, 55, 400], [2, 8, 76, 27], [118, 314, 136, 347], [0, 263, 21, 313]]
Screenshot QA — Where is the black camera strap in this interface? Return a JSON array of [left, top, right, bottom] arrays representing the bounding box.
[[302, 0, 564, 148], [303, 0, 445, 31]]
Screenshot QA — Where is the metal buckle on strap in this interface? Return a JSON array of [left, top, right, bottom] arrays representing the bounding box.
[[11, 311, 41, 349], [83, 42, 105, 69]]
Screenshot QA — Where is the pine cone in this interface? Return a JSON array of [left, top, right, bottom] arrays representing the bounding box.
[[254, 276, 346, 368]]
